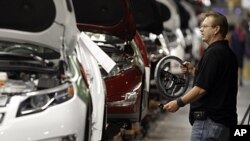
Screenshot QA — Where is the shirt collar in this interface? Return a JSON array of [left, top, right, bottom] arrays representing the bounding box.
[[206, 40, 229, 51]]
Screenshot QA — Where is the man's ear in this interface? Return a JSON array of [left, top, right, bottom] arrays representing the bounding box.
[[214, 25, 220, 34]]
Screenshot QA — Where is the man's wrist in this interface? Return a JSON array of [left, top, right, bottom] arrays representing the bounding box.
[[176, 97, 185, 107]]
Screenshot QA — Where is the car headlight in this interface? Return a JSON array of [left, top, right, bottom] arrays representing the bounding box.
[[17, 83, 74, 117], [107, 83, 141, 107], [108, 91, 138, 107]]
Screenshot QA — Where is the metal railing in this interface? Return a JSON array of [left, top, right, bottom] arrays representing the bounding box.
[[240, 104, 250, 125]]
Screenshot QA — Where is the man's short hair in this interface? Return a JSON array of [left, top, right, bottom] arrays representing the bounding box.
[[205, 11, 228, 38]]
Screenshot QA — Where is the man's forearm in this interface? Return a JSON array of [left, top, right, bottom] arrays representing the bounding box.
[[179, 86, 206, 105]]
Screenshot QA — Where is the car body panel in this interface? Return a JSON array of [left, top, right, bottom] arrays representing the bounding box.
[[134, 31, 151, 94], [76, 33, 106, 141], [134, 31, 150, 68]]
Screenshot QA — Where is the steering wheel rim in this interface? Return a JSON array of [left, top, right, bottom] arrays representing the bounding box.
[[154, 55, 189, 99]]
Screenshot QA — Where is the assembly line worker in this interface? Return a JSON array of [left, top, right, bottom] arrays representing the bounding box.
[[163, 11, 238, 141]]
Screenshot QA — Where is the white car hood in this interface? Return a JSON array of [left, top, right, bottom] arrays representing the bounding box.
[[0, 0, 78, 52], [156, 0, 180, 30]]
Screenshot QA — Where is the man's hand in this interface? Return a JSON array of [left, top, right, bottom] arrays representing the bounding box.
[[163, 100, 179, 112], [181, 61, 195, 76]]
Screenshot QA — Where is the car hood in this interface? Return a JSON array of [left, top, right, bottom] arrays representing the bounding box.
[[0, 0, 78, 52], [179, 0, 198, 28], [133, 0, 170, 35], [173, 0, 190, 30], [156, 0, 180, 30], [73, 0, 136, 41]]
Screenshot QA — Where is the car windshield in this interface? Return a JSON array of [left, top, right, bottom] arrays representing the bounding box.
[[0, 41, 60, 59]]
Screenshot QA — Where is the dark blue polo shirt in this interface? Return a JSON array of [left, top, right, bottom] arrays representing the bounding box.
[[189, 40, 238, 127]]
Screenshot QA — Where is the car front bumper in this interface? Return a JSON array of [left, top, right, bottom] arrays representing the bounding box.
[[0, 95, 87, 141]]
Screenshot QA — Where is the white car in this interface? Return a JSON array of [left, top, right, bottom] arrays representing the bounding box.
[[156, 0, 186, 60], [0, 0, 106, 141]]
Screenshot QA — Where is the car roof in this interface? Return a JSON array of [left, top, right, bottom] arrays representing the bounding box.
[[0, 0, 78, 52]]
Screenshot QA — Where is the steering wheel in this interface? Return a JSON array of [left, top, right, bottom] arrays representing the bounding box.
[[154, 55, 190, 99]]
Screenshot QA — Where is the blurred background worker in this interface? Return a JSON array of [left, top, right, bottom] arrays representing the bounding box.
[[230, 22, 246, 86]]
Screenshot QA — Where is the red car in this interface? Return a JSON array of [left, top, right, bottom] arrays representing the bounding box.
[[72, 0, 150, 139]]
